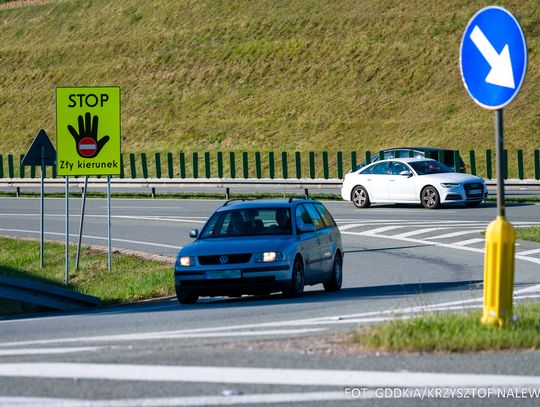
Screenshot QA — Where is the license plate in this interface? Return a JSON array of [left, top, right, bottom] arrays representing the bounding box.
[[469, 189, 482, 195], [204, 270, 241, 280]]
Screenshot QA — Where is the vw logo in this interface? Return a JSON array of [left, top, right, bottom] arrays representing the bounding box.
[[219, 255, 229, 264]]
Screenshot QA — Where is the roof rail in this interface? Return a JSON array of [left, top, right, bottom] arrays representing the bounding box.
[[221, 198, 247, 207], [288, 195, 312, 203]]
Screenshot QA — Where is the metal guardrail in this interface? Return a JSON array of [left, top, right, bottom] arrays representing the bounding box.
[[1, 177, 539, 188], [1, 177, 539, 198], [0, 275, 100, 311]]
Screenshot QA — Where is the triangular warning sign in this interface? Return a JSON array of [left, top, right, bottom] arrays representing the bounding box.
[[22, 129, 57, 166]]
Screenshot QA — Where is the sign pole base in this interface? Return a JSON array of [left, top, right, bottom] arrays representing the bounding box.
[[482, 216, 515, 328]]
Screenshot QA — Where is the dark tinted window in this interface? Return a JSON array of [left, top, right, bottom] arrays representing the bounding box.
[[200, 208, 291, 238], [370, 162, 390, 175], [359, 165, 372, 174], [314, 203, 336, 227], [409, 160, 452, 175], [391, 162, 410, 175]]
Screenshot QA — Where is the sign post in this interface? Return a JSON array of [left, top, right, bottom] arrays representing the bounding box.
[[56, 87, 121, 279], [460, 6, 527, 328], [22, 129, 57, 268]]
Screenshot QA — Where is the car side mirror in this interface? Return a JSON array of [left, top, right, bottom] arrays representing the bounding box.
[[189, 229, 198, 238], [299, 223, 316, 233], [400, 170, 413, 178]]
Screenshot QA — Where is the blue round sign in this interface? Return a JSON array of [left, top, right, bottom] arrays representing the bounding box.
[[460, 6, 527, 110]]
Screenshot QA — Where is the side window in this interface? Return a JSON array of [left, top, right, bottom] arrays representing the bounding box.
[[304, 204, 325, 230], [295, 205, 313, 231], [359, 165, 373, 174], [314, 203, 336, 227], [391, 162, 409, 175], [370, 162, 390, 175]]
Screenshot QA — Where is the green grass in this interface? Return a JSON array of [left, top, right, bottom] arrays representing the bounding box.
[[0, 0, 538, 178], [0, 236, 174, 315], [515, 226, 540, 243], [352, 303, 540, 352]]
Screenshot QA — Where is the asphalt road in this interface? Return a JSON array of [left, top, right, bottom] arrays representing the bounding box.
[[1, 197, 540, 406]]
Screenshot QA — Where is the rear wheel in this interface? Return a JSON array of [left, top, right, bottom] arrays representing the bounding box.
[[283, 257, 304, 298], [324, 254, 343, 292], [175, 286, 199, 304], [352, 186, 371, 208], [421, 186, 440, 209]]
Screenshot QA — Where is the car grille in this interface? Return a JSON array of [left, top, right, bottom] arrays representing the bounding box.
[[464, 182, 484, 198], [198, 254, 252, 265]]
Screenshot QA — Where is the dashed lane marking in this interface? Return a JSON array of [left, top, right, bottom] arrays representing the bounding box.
[[0, 347, 102, 356]]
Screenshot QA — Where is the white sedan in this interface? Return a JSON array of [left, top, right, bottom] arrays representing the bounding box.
[[341, 158, 488, 209]]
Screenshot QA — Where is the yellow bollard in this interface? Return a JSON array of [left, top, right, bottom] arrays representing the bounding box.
[[482, 216, 516, 328]]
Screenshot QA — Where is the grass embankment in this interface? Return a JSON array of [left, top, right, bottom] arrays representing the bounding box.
[[516, 226, 540, 243], [353, 303, 540, 352], [0, 0, 538, 177], [0, 236, 174, 315]]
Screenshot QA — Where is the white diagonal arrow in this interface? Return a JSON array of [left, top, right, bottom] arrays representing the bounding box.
[[470, 25, 515, 89]]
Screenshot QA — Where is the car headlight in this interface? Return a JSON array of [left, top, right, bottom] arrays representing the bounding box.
[[177, 256, 195, 267], [255, 252, 285, 263], [441, 183, 461, 188]]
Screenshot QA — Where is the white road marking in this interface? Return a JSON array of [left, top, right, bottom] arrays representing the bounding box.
[[0, 213, 205, 224], [1, 392, 352, 407], [3, 285, 540, 348], [1, 363, 540, 388], [357, 226, 405, 235], [0, 329, 325, 348], [337, 223, 366, 231], [342, 230, 540, 265], [0, 228, 180, 250], [517, 248, 540, 256], [452, 238, 485, 246], [391, 227, 447, 238], [0, 347, 101, 356], [425, 230, 485, 240]]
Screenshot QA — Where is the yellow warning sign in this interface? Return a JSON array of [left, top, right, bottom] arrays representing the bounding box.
[[56, 87, 121, 176]]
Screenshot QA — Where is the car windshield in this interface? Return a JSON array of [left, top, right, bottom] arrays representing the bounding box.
[[409, 160, 453, 175], [200, 208, 292, 238]]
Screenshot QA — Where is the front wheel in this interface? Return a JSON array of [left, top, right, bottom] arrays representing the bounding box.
[[324, 254, 343, 292], [352, 186, 371, 208], [283, 258, 305, 298], [175, 286, 199, 304], [421, 186, 440, 209]]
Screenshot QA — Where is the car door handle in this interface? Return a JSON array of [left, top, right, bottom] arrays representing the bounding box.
[[367, 178, 372, 181], [389, 179, 395, 182]]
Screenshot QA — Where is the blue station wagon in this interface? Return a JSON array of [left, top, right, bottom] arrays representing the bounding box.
[[174, 198, 343, 304]]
